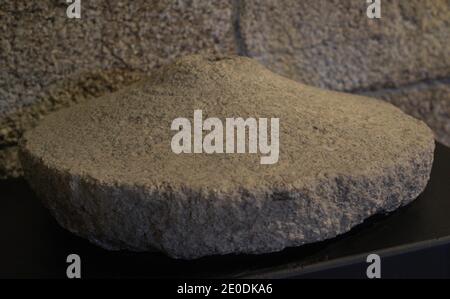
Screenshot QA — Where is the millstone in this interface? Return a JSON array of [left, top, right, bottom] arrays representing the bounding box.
[[20, 55, 435, 259]]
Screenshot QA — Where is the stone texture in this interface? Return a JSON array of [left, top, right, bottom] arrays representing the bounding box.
[[238, 0, 450, 146], [100, 0, 236, 71], [362, 79, 450, 147], [0, 0, 104, 119], [239, 0, 450, 91], [0, 146, 20, 179], [0, 69, 145, 179], [20, 55, 435, 259], [0, 0, 236, 178]]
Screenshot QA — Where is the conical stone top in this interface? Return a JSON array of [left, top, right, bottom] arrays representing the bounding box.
[[20, 55, 435, 259]]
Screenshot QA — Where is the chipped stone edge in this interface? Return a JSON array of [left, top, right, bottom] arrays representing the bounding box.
[[19, 133, 435, 259]]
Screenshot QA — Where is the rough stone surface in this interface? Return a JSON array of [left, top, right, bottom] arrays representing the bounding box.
[[100, 0, 236, 72], [0, 0, 236, 177], [2, 1, 449, 179], [20, 55, 435, 259], [0, 0, 235, 118], [0, 69, 145, 179], [362, 79, 450, 147], [238, 0, 450, 146], [239, 0, 450, 91]]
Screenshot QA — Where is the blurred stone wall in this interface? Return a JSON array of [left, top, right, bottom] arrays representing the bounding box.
[[0, 0, 449, 178]]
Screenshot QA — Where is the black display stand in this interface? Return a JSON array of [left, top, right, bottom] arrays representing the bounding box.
[[1, 143, 449, 279]]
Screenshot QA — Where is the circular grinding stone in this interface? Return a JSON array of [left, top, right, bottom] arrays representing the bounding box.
[[20, 55, 435, 259]]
